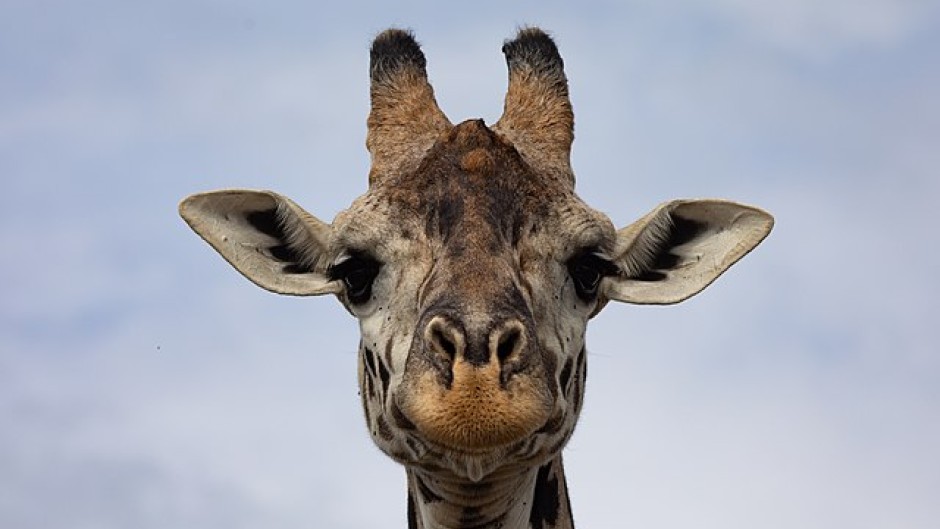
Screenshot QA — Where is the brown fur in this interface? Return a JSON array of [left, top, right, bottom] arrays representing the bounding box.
[[368, 29, 451, 184], [459, 148, 496, 175], [494, 27, 574, 187]]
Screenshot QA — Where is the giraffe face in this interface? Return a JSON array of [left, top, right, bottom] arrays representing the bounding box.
[[178, 27, 773, 487], [329, 119, 615, 478]]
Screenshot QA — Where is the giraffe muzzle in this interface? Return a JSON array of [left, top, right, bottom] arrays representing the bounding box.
[[397, 314, 554, 451]]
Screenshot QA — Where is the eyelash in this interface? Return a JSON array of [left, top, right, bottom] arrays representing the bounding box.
[[566, 250, 618, 301], [329, 252, 382, 304]]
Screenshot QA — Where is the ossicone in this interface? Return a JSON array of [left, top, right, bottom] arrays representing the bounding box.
[[366, 29, 451, 186], [494, 27, 574, 186]]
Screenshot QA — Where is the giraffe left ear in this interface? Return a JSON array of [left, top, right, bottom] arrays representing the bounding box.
[[179, 190, 341, 296], [603, 199, 773, 305]]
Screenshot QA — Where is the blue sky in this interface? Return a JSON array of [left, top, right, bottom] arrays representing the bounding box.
[[2, 1, 938, 527]]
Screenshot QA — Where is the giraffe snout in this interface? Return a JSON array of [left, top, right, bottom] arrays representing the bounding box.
[[397, 313, 553, 451]]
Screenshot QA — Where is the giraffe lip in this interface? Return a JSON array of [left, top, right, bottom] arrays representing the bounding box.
[[416, 413, 559, 457], [423, 436, 511, 456], [391, 396, 511, 456]]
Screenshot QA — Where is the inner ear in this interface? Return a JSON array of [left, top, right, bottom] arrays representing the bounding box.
[[624, 214, 707, 282], [605, 199, 773, 305], [179, 190, 340, 296], [245, 206, 318, 274]]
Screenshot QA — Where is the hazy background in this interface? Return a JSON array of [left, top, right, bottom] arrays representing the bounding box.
[[2, 1, 938, 527]]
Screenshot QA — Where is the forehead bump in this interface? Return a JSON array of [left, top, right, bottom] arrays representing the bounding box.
[[367, 29, 452, 186], [493, 27, 574, 187], [460, 148, 496, 176]]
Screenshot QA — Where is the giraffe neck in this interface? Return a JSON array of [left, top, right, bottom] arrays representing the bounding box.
[[406, 454, 574, 529]]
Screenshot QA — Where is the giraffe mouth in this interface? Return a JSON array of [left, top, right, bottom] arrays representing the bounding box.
[[397, 357, 554, 452], [406, 434, 536, 481], [399, 414, 566, 482]]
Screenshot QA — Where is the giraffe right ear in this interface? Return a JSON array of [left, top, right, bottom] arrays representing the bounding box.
[[603, 199, 773, 305], [179, 190, 341, 296]]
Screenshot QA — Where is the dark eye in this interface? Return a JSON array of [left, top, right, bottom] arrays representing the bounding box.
[[567, 250, 618, 301], [329, 252, 381, 305]]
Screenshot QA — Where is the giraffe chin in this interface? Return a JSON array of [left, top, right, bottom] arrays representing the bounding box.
[[399, 357, 554, 454]]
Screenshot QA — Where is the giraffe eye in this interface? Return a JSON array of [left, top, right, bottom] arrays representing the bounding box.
[[567, 251, 617, 301], [329, 252, 381, 304]]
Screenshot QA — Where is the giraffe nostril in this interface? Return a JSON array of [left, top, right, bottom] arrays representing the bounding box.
[[425, 316, 463, 362], [496, 328, 519, 362], [434, 329, 457, 359], [492, 321, 525, 365]]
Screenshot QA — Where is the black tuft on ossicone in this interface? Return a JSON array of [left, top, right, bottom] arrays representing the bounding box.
[[370, 29, 427, 81], [502, 27, 565, 80]]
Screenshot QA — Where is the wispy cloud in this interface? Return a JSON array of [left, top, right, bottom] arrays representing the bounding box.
[[679, 0, 938, 59], [1, 1, 937, 528]]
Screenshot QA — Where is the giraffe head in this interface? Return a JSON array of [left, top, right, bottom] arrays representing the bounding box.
[[180, 29, 772, 482]]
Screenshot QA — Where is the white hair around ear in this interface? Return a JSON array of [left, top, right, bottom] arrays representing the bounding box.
[[604, 199, 773, 305]]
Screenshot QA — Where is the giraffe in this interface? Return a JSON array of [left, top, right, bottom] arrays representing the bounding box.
[[179, 28, 773, 529]]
